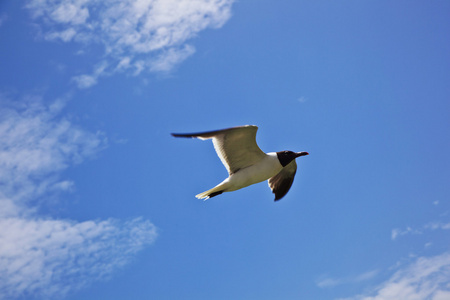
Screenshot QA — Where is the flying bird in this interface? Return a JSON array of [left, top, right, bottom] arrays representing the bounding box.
[[171, 125, 308, 201]]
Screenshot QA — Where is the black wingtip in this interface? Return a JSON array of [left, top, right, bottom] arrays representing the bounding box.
[[274, 196, 283, 202], [208, 191, 223, 198], [171, 133, 195, 138]]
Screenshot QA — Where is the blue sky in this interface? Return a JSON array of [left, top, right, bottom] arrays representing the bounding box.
[[1, 1, 449, 299]]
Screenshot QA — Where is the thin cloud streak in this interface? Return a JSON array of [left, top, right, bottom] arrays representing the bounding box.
[[26, 0, 235, 87], [392, 221, 450, 241], [339, 252, 450, 300], [0, 94, 157, 299], [316, 270, 379, 289]]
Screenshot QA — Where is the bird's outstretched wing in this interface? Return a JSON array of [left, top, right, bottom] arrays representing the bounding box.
[[171, 125, 266, 174], [268, 160, 297, 201]]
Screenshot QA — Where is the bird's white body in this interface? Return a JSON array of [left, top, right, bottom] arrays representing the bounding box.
[[197, 152, 282, 198]]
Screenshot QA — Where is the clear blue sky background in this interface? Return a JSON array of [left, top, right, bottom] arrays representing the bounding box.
[[1, 1, 449, 299]]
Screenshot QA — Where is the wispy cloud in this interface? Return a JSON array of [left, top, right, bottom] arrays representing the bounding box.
[[72, 60, 109, 89], [340, 217, 450, 300], [0, 13, 7, 27], [425, 222, 450, 231], [297, 96, 307, 103], [0, 95, 103, 205], [149, 44, 196, 72], [317, 270, 379, 289], [391, 226, 422, 241], [392, 221, 450, 240], [0, 217, 156, 299], [339, 252, 450, 300], [0, 94, 157, 299], [26, 0, 235, 87]]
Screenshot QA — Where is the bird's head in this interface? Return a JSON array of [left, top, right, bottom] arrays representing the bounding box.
[[276, 150, 309, 167]]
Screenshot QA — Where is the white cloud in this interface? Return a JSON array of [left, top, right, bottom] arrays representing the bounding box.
[[0, 95, 103, 203], [72, 61, 109, 89], [425, 222, 450, 231], [72, 73, 98, 89], [26, 0, 235, 87], [149, 44, 196, 72], [46, 27, 77, 42], [340, 252, 450, 300], [392, 221, 450, 241], [0, 217, 156, 299], [49, 1, 90, 25], [317, 270, 379, 289], [0, 94, 157, 299], [391, 227, 422, 241], [317, 277, 341, 289]]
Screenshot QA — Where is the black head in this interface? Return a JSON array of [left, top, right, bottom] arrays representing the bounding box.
[[276, 150, 309, 167]]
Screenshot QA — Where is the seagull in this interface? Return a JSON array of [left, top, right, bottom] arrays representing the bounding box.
[[171, 125, 308, 201]]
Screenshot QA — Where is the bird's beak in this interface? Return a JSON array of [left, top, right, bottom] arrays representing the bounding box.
[[295, 151, 309, 157]]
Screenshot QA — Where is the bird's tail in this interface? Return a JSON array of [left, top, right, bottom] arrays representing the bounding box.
[[195, 180, 228, 200]]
